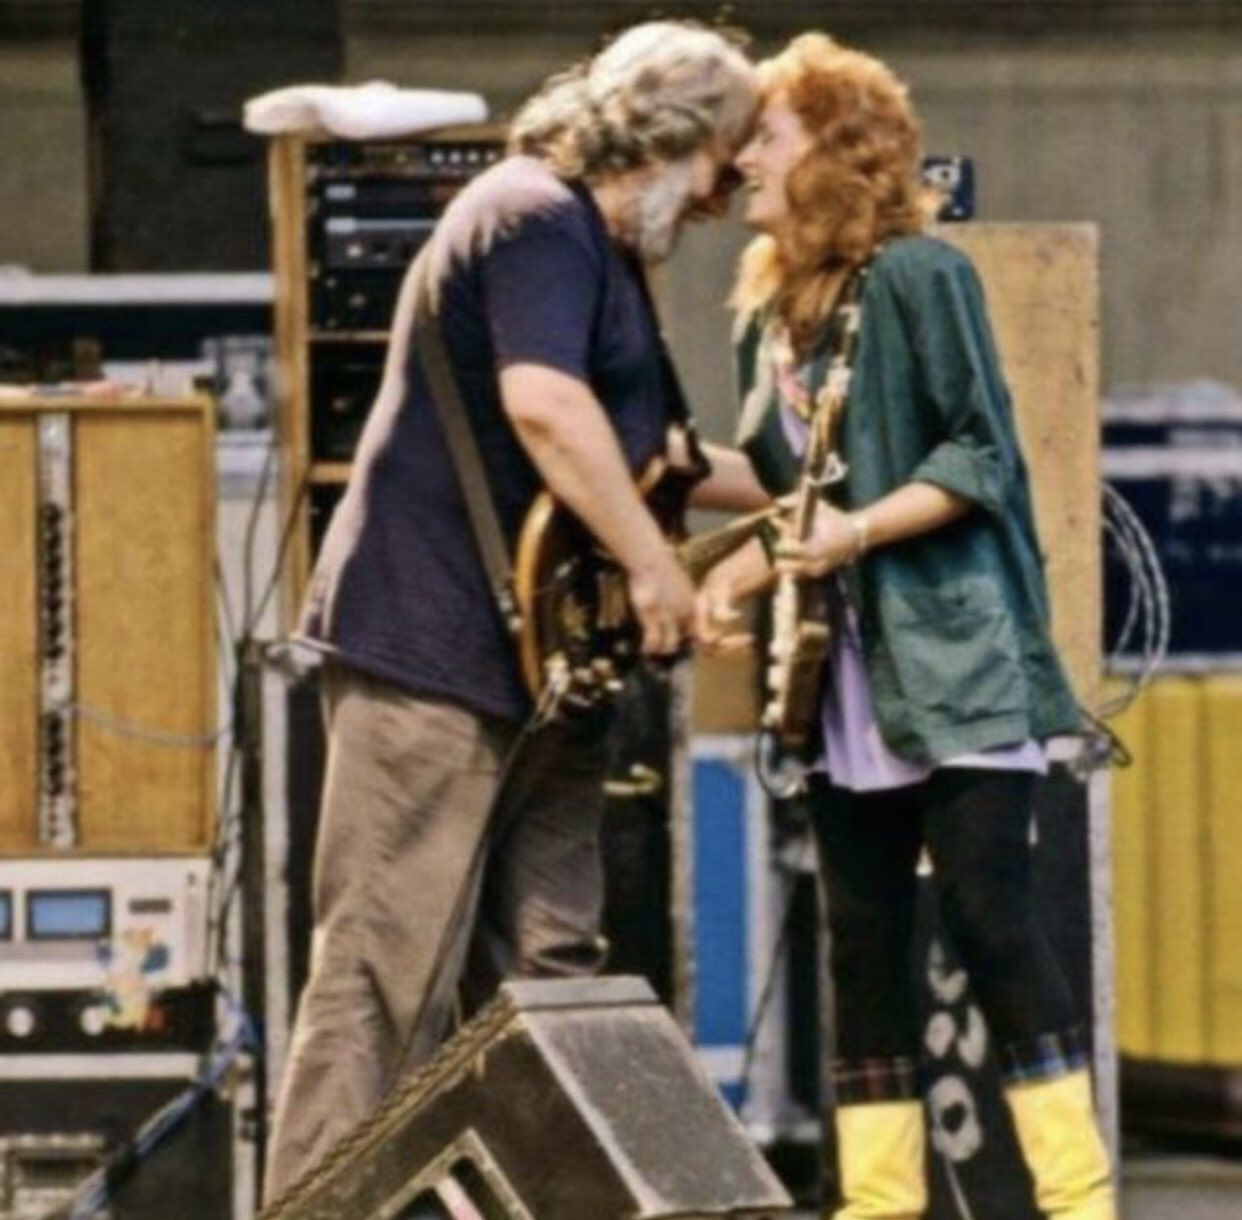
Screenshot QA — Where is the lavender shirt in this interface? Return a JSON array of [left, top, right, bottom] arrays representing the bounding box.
[[776, 391, 1045, 793]]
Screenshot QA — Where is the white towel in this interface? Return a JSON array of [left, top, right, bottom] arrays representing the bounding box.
[[244, 81, 487, 139]]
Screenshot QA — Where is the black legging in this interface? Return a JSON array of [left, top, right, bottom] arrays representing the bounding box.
[[810, 768, 1080, 1068]]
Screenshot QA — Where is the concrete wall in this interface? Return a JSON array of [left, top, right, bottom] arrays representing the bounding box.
[[0, 39, 87, 272], [2, 23, 1241, 397], [904, 42, 1242, 392], [661, 37, 1242, 438]]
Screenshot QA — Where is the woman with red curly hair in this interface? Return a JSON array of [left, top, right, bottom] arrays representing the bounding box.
[[697, 34, 1115, 1220]]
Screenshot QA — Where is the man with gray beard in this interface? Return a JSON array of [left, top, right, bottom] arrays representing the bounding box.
[[263, 21, 764, 1203]]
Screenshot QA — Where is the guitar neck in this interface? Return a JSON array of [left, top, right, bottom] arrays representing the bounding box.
[[676, 505, 779, 584], [791, 403, 834, 539]]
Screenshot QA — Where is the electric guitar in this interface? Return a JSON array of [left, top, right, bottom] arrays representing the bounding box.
[[513, 459, 776, 716], [756, 270, 867, 795]]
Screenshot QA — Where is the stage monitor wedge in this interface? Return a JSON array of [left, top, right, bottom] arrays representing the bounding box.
[[260, 976, 793, 1220]]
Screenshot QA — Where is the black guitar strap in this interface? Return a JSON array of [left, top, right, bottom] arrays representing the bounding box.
[[791, 258, 874, 510], [409, 247, 521, 635]]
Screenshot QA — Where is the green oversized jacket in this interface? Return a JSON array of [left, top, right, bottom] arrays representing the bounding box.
[[735, 234, 1082, 764]]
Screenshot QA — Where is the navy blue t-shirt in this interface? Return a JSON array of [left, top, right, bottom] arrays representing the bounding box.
[[300, 157, 675, 722]]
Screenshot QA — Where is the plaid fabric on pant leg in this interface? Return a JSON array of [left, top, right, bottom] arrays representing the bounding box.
[[832, 1055, 923, 1105], [998, 1025, 1090, 1087]]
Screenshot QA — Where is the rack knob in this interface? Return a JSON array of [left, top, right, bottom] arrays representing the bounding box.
[[3, 999, 39, 1040], [78, 1001, 110, 1038]]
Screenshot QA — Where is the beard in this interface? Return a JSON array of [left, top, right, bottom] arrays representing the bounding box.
[[630, 158, 697, 263]]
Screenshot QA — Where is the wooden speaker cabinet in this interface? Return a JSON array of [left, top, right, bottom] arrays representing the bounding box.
[[0, 392, 216, 855], [943, 224, 1102, 705]]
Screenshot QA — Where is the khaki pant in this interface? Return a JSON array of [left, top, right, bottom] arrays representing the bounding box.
[[263, 665, 609, 1201]]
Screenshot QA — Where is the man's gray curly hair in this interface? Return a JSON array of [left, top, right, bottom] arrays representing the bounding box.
[[508, 21, 757, 179]]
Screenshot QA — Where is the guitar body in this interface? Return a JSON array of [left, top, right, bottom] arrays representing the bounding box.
[[514, 461, 778, 714], [514, 459, 685, 713], [760, 418, 839, 756], [514, 497, 642, 710], [764, 574, 832, 749]]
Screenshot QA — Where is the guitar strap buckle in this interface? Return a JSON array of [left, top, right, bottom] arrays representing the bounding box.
[[756, 727, 810, 800], [810, 453, 849, 488], [498, 585, 524, 637]]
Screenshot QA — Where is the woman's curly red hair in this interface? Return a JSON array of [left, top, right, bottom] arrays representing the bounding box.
[[734, 34, 929, 352]]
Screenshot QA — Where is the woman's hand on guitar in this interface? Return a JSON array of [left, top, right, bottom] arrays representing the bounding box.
[[627, 549, 697, 657], [775, 504, 860, 578]]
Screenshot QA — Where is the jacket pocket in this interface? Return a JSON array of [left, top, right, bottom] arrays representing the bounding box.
[[879, 578, 1028, 722]]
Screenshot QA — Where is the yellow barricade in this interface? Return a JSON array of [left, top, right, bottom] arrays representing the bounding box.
[[1112, 674, 1242, 1065]]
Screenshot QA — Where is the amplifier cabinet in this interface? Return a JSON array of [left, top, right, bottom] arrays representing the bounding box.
[[81, 0, 342, 272], [0, 392, 216, 855], [0, 1075, 233, 1220]]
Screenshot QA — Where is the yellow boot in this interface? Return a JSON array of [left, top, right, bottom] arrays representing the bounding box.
[[829, 1099, 926, 1219], [1005, 1069, 1117, 1220]]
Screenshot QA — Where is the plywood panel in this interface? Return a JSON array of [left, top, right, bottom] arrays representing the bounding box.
[[692, 650, 760, 735], [75, 405, 216, 851], [270, 135, 312, 630], [0, 413, 40, 852], [943, 224, 1102, 708]]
